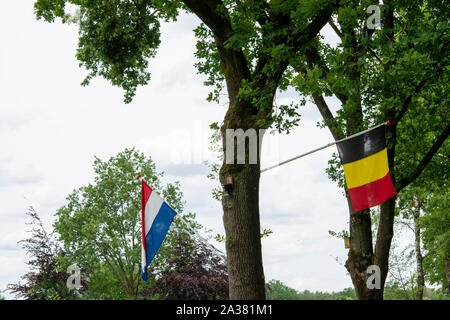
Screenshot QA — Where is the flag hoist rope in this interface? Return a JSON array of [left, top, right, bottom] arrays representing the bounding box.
[[260, 122, 388, 173]]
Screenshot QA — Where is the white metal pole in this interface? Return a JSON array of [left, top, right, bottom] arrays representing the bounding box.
[[260, 122, 387, 173], [260, 141, 336, 173]]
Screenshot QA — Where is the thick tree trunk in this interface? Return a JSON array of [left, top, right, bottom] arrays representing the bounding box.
[[345, 194, 397, 300], [218, 98, 267, 299], [371, 196, 397, 300], [445, 258, 450, 294], [412, 196, 424, 300], [220, 162, 265, 299], [368, 110, 397, 299], [344, 193, 377, 299]]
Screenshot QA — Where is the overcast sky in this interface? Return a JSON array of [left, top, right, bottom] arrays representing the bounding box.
[[0, 1, 361, 298]]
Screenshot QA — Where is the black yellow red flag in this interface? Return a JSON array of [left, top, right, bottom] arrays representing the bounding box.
[[336, 123, 397, 212]]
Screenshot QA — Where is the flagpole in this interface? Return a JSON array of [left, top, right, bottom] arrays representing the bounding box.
[[260, 141, 337, 173], [261, 121, 389, 173]]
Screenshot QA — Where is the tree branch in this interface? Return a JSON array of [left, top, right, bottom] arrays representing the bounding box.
[[253, 0, 271, 28], [305, 45, 349, 104], [328, 18, 342, 38], [311, 93, 344, 141], [186, 0, 340, 121], [183, 0, 251, 104], [393, 76, 430, 126], [253, 1, 340, 87], [93, 239, 128, 291], [182, 0, 231, 42], [396, 123, 450, 192], [367, 47, 383, 65], [291, 57, 344, 141], [290, 1, 340, 51]]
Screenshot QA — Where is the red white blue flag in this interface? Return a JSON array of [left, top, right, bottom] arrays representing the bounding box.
[[140, 178, 177, 282]]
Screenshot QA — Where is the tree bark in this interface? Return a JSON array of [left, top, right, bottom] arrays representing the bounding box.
[[445, 258, 450, 294], [220, 125, 266, 299], [372, 196, 396, 300], [344, 192, 377, 299], [412, 196, 424, 300], [346, 196, 396, 300]]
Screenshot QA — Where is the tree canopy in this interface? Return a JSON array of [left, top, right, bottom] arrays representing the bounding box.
[[292, 0, 449, 298], [52, 148, 200, 299], [7, 207, 88, 300], [8, 149, 229, 300], [142, 230, 228, 299]]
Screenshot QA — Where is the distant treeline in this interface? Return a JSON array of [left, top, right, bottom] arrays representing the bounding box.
[[266, 280, 449, 300]]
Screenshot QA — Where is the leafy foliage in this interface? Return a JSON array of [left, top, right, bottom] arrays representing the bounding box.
[[294, 1, 450, 189], [53, 148, 198, 299], [384, 284, 450, 300], [383, 236, 419, 300], [292, 0, 449, 298], [8, 150, 228, 300], [142, 230, 228, 300], [396, 137, 449, 292], [266, 279, 356, 300], [7, 207, 88, 300], [421, 191, 450, 290], [34, 0, 181, 103], [33, 0, 338, 130]]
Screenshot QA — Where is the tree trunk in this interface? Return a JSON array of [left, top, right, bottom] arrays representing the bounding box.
[[344, 192, 377, 299], [220, 127, 266, 300], [445, 258, 450, 294], [412, 196, 424, 300], [368, 110, 397, 300], [371, 196, 397, 300], [345, 194, 397, 300]]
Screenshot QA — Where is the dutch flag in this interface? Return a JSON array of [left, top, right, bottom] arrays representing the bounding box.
[[140, 177, 177, 282]]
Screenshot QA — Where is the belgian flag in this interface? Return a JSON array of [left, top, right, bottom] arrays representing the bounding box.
[[336, 123, 397, 212]]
